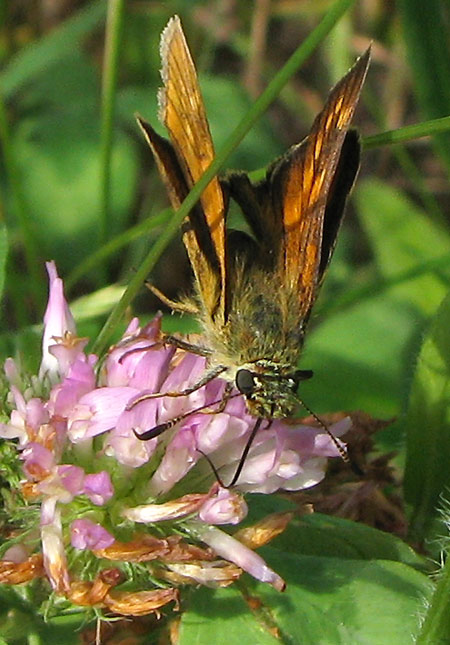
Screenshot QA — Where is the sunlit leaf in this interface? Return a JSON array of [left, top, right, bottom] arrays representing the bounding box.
[[403, 290, 450, 542]]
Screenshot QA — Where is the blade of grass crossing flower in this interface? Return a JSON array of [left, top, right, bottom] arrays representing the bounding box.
[[92, 0, 356, 354], [100, 0, 126, 251], [66, 209, 171, 290]]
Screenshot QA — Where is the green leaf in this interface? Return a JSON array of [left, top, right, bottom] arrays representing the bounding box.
[[0, 587, 85, 644], [13, 106, 138, 274], [253, 548, 431, 645], [416, 548, 450, 644], [181, 541, 431, 645], [355, 178, 450, 316], [403, 289, 450, 542], [274, 513, 427, 571], [300, 295, 418, 417], [245, 497, 425, 570], [180, 586, 280, 645], [397, 0, 450, 174]]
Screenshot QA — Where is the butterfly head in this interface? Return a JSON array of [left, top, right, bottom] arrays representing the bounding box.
[[234, 361, 314, 419]]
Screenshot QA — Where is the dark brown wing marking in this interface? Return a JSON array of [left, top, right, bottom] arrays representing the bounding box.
[[137, 116, 222, 317]]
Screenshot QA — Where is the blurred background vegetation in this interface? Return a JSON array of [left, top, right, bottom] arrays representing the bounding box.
[[0, 2, 450, 641], [0, 0, 449, 439]]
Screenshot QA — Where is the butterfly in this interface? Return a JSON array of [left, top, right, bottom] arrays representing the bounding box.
[[136, 16, 370, 449]]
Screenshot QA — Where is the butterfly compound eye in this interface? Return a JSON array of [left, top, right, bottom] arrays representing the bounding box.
[[236, 369, 256, 395]]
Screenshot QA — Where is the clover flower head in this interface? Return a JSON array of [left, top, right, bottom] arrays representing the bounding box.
[[0, 262, 349, 617]]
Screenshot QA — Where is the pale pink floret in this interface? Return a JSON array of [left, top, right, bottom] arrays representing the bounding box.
[[41, 508, 70, 593], [37, 465, 85, 507], [67, 386, 139, 442], [83, 471, 114, 506], [49, 357, 97, 417], [106, 402, 159, 468], [148, 426, 199, 496], [157, 353, 208, 423], [39, 262, 78, 382], [0, 386, 49, 445], [21, 442, 55, 479], [198, 487, 248, 525], [188, 522, 285, 591], [104, 317, 174, 391], [71, 519, 115, 551]]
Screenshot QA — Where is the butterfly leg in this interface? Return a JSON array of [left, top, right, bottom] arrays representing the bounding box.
[[205, 381, 234, 414], [127, 364, 228, 409], [145, 281, 199, 315], [162, 334, 213, 357]]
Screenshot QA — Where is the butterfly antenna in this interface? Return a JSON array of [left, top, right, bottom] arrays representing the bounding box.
[[197, 416, 266, 488], [196, 448, 227, 488], [294, 395, 349, 463]]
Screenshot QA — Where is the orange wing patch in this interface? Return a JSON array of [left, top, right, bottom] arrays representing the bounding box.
[[278, 48, 371, 315]]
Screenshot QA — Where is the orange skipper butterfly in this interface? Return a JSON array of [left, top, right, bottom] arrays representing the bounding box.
[[137, 17, 369, 442]]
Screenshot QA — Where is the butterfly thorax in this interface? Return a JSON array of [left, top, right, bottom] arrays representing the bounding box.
[[198, 266, 307, 418]]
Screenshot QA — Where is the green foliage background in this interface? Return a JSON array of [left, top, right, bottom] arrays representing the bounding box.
[[0, 0, 450, 643]]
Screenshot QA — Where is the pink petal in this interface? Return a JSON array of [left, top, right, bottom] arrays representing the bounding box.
[[189, 522, 285, 591], [199, 488, 248, 525], [57, 465, 85, 496], [21, 442, 55, 479], [49, 358, 96, 416], [39, 262, 76, 381], [67, 387, 139, 442], [149, 426, 198, 495], [84, 471, 114, 506], [71, 518, 115, 551]]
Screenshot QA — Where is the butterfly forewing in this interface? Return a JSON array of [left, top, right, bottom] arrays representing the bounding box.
[[159, 16, 227, 322]]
